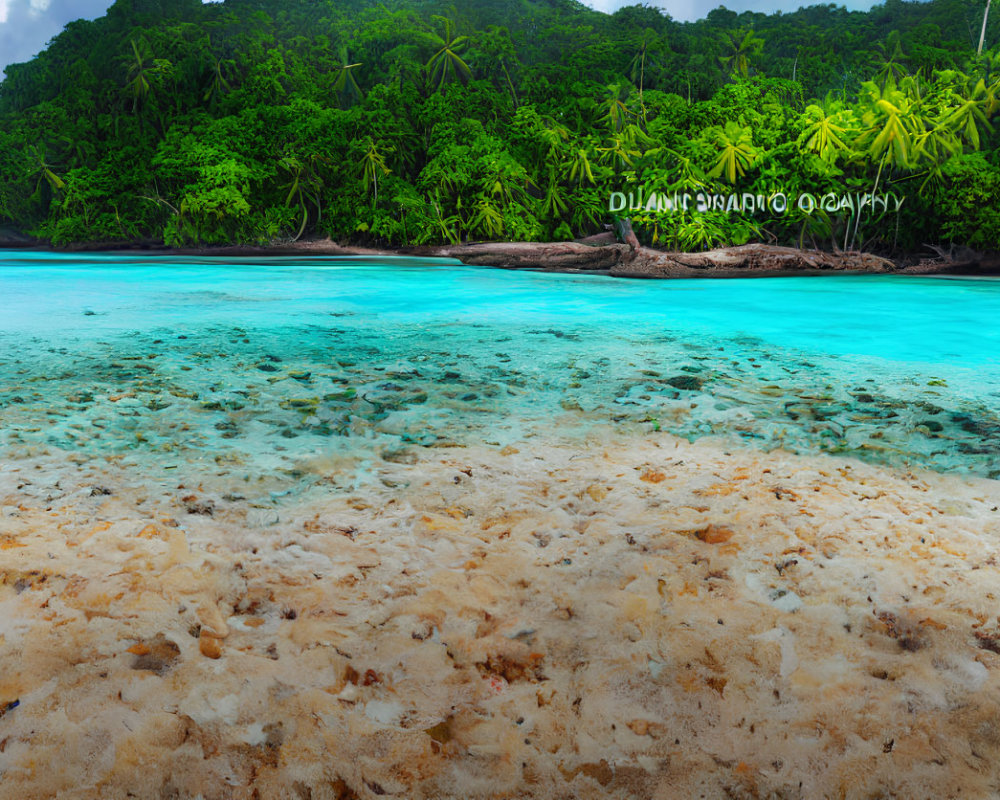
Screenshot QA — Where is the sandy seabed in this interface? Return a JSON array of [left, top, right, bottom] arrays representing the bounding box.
[[1, 432, 1000, 800]]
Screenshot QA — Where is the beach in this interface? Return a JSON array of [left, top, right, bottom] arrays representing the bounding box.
[[2, 433, 1000, 798]]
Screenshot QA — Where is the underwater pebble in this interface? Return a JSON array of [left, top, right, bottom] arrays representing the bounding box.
[[129, 634, 181, 675], [665, 375, 704, 391], [199, 632, 223, 659]]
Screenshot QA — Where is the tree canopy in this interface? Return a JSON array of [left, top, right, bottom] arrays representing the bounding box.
[[2, 0, 1000, 253]]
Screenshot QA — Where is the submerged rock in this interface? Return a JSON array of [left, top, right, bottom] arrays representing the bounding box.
[[283, 398, 319, 410], [665, 375, 704, 391], [382, 449, 418, 465]]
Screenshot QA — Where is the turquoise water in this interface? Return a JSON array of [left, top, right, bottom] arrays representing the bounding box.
[[2, 252, 1000, 478]]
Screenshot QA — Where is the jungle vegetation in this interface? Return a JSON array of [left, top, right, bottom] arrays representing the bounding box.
[[2, 0, 1000, 253]]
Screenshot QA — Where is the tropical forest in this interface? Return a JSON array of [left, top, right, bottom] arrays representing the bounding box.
[[2, 0, 999, 254]]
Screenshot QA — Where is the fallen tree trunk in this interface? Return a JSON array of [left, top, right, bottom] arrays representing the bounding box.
[[611, 243, 897, 278], [431, 241, 899, 276], [401, 241, 902, 276], [429, 241, 630, 271]]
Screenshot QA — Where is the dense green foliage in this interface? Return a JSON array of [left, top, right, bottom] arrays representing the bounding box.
[[3, 0, 1000, 252]]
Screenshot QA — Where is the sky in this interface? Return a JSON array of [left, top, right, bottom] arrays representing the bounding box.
[[1, 0, 109, 74], [0, 0, 883, 77]]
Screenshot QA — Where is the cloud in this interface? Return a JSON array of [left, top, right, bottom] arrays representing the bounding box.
[[0, 0, 112, 75], [0, 0, 229, 76]]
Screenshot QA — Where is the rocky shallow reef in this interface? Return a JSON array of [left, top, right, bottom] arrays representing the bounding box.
[[2, 320, 999, 481]]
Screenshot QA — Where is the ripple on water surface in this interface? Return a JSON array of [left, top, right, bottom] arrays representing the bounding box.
[[1, 253, 999, 481]]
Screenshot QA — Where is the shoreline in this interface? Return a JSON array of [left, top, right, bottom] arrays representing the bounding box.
[[4, 236, 999, 278]]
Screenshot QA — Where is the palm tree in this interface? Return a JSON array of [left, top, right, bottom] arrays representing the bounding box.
[[536, 117, 570, 162], [203, 54, 232, 108], [124, 39, 172, 113], [600, 84, 633, 134], [873, 33, 908, 91], [706, 122, 759, 183], [332, 47, 362, 108], [627, 29, 660, 116], [469, 196, 504, 239], [541, 169, 569, 220], [569, 188, 607, 235], [427, 189, 460, 244], [480, 158, 531, 209], [564, 147, 596, 187], [26, 145, 65, 201], [426, 16, 471, 92], [659, 148, 709, 195], [979, 0, 993, 56], [906, 76, 960, 180], [597, 125, 647, 174], [279, 155, 325, 241], [856, 82, 918, 174], [720, 29, 764, 79], [798, 100, 856, 162], [474, 25, 521, 108], [852, 81, 925, 249], [357, 138, 391, 203], [941, 77, 993, 150]]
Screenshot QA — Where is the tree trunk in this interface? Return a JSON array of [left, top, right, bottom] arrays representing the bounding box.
[[980, 0, 992, 55]]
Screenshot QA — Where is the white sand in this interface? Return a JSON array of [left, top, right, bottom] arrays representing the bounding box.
[[2, 432, 1000, 798]]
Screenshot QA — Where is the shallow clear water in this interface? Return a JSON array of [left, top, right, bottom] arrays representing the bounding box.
[[2, 252, 1000, 479]]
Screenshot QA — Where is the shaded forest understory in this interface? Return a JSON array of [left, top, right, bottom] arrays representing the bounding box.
[[3, 0, 1000, 254]]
